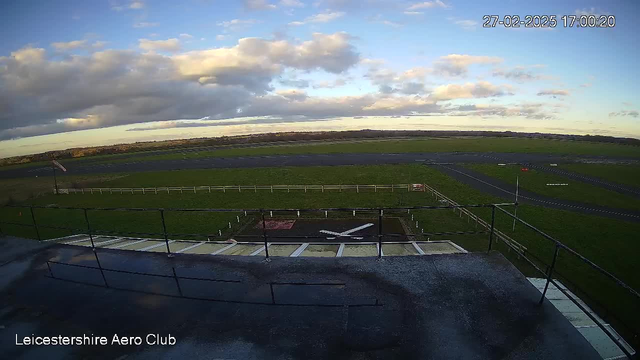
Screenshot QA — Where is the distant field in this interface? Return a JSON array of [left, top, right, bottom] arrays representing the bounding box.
[[465, 164, 640, 211], [562, 163, 640, 188], [92, 137, 640, 165]]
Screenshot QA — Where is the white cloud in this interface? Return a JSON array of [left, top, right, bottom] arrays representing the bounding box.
[[492, 65, 546, 83], [452, 19, 477, 30], [51, 40, 88, 51], [244, 0, 277, 10], [133, 22, 159, 28], [138, 38, 182, 52], [216, 35, 227, 41], [129, 1, 145, 9], [404, 11, 423, 15], [179, 33, 194, 39], [432, 81, 512, 100], [433, 54, 503, 76], [279, 0, 305, 7], [312, 78, 347, 88], [276, 89, 308, 101], [537, 89, 570, 96], [289, 11, 345, 25], [407, 1, 448, 10], [217, 19, 259, 32]]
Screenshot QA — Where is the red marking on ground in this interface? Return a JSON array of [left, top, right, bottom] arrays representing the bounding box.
[[256, 220, 296, 230], [521, 168, 529, 172]]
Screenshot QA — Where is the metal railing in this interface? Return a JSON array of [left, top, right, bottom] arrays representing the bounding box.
[[54, 183, 424, 195], [1, 202, 637, 357]]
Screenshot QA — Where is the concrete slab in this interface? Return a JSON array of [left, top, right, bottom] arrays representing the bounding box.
[[301, 244, 339, 257], [0, 239, 602, 360], [219, 244, 263, 256], [383, 243, 418, 256], [342, 244, 378, 257], [418, 241, 463, 254], [267, 244, 300, 257], [181, 242, 229, 254]]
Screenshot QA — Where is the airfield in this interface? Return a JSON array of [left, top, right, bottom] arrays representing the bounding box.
[[1, 136, 639, 359]]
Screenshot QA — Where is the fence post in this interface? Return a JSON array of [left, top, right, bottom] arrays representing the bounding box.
[[539, 244, 560, 304], [172, 267, 183, 297], [271, 185, 273, 193], [29, 206, 41, 241], [261, 211, 270, 259], [488, 206, 496, 252], [160, 209, 171, 256], [377, 209, 383, 259], [83, 208, 94, 248]]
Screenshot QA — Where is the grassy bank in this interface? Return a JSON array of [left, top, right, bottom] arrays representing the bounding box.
[[562, 163, 640, 188]]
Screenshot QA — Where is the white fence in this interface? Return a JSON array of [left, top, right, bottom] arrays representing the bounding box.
[[56, 184, 426, 195]]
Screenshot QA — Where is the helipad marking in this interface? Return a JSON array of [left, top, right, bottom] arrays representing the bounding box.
[[412, 242, 426, 255], [250, 244, 271, 256], [290, 243, 309, 257], [111, 239, 148, 249], [94, 238, 124, 247], [336, 243, 345, 257], [319, 223, 374, 240]]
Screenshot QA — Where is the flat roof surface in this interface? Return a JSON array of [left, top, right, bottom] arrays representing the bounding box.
[[0, 236, 601, 360]]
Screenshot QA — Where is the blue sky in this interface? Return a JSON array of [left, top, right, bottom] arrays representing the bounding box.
[[0, 0, 639, 157]]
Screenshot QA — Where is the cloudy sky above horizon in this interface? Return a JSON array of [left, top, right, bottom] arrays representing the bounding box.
[[1, 0, 639, 157]]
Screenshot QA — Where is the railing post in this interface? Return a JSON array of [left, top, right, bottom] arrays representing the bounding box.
[[160, 209, 171, 256], [488, 206, 496, 252], [540, 244, 560, 304], [172, 267, 183, 297], [261, 210, 270, 259], [83, 208, 95, 248], [30, 206, 41, 241], [378, 208, 383, 259]]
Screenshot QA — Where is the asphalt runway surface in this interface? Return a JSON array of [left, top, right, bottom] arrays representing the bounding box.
[[431, 164, 640, 223], [3, 151, 638, 179], [0, 236, 600, 360]]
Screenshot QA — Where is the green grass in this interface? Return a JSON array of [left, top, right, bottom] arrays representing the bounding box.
[[562, 163, 640, 188], [2, 163, 639, 344], [94, 137, 640, 164], [464, 163, 640, 211]]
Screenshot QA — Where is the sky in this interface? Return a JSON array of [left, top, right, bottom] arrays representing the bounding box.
[[0, 0, 639, 158]]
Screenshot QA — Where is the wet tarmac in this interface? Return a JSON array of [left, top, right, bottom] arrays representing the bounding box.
[[0, 236, 601, 359]]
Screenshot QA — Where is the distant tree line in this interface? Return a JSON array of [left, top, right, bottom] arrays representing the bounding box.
[[1, 130, 639, 167]]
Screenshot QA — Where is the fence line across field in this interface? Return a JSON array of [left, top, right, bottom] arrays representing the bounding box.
[[56, 183, 426, 195]]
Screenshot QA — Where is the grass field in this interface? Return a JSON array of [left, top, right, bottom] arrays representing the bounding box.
[[86, 137, 640, 165], [562, 163, 640, 188], [1, 163, 639, 343], [464, 164, 640, 211]]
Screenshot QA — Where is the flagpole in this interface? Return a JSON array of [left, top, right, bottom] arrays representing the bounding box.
[[53, 165, 59, 195], [512, 175, 519, 231]]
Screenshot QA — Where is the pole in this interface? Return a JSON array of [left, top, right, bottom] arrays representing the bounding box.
[[160, 210, 171, 255], [261, 211, 269, 259], [378, 209, 383, 258], [512, 175, 519, 231], [30, 206, 41, 241], [83, 209, 95, 248], [53, 166, 59, 195], [488, 206, 496, 252], [540, 245, 560, 304]]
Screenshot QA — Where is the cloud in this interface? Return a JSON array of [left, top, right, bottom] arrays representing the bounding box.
[[276, 89, 308, 101], [138, 38, 182, 52], [449, 103, 554, 119], [536, 89, 570, 96], [288, 11, 345, 26], [279, 0, 304, 7], [217, 19, 259, 32], [404, 11, 423, 15], [0, 33, 361, 140], [406, 1, 448, 10], [365, 65, 429, 94], [216, 35, 227, 41], [609, 110, 639, 118], [133, 22, 159, 28], [51, 40, 106, 52], [432, 81, 512, 100], [575, 8, 609, 17], [51, 40, 88, 51], [179, 33, 194, 39], [492, 65, 546, 82], [312, 78, 347, 89], [129, 1, 145, 9], [243, 0, 276, 10], [452, 19, 477, 30], [580, 83, 592, 88], [433, 54, 503, 76]]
